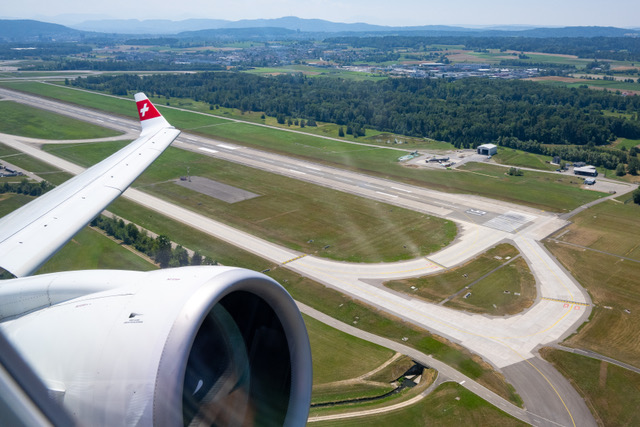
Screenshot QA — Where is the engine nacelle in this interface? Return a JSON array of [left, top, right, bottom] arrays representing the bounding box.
[[0, 266, 312, 426]]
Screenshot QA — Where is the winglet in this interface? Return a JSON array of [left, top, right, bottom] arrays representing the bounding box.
[[134, 93, 171, 134]]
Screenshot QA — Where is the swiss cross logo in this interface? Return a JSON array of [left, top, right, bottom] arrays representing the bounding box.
[[136, 99, 161, 121], [140, 103, 149, 117]]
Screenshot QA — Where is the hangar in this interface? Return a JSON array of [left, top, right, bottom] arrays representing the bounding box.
[[477, 144, 497, 156], [574, 165, 598, 177]]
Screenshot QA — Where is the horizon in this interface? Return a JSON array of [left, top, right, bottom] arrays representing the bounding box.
[[1, 0, 638, 29]]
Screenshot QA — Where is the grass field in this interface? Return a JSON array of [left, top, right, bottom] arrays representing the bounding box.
[[311, 382, 527, 426], [306, 314, 395, 385], [553, 200, 640, 261], [2, 81, 607, 212], [491, 148, 557, 171], [37, 227, 157, 273], [386, 244, 536, 316], [43, 142, 457, 263], [0, 143, 74, 186], [541, 348, 640, 426], [0, 100, 122, 140], [445, 257, 536, 316], [546, 200, 640, 368]]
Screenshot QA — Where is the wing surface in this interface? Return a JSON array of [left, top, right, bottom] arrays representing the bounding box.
[[0, 93, 180, 277]]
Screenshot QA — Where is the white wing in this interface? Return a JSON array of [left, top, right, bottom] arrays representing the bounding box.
[[0, 93, 180, 277]]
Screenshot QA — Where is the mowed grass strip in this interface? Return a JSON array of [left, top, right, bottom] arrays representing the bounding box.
[[43, 143, 457, 263], [306, 314, 395, 385], [547, 241, 640, 368], [36, 227, 157, 273], [386, 244, 520, 303], [445, 257, 536, 316], [541, 348, 640, 426], [5, 82, 606, 212], [0, 100, 122, 140], [311, 382, 527, 427]]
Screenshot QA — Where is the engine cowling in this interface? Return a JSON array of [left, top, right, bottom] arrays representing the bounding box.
[[0, 266, 312, 426]]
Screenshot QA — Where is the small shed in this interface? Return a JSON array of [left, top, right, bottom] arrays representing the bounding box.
[[477, 144, 497, 156]]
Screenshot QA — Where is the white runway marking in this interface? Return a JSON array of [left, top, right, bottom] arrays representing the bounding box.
[[484, 211, 536, 232], [198, 147, 218, 154]]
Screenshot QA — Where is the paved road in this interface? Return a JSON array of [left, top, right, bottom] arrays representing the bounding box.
[[0, 87, 611, 426]]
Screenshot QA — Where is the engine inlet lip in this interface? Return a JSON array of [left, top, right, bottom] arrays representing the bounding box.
[[152, 267, 312, 426]]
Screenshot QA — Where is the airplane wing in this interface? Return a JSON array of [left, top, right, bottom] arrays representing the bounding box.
[[0, 93, 180, 277]]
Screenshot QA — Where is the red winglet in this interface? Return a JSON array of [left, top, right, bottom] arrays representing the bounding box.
[[135, 95, 161, 121]]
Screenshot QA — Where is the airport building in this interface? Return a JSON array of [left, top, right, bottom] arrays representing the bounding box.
[[574, 165, 598, 177], [477, 144, 497, 156]]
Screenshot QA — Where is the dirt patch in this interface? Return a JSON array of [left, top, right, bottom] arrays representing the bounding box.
[[174, 176, 260, 203], [599, 360, 607, 388]]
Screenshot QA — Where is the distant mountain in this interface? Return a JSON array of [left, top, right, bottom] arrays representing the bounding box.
[[177, 27, 299, 41], [70, 18, 230, 34], [69, 16, 640, 38], [70, 16, 481, 35], [503, 26, 640, 38], [1, 17, 639, 43], [0, 19, 85, 42]]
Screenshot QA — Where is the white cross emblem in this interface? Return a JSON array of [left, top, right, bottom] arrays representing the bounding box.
[[140, 103, 149, 117]]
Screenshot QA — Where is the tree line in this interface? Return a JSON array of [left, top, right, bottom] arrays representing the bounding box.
[[324, 36, 640, 62], [90, 215, 217, 268], [0, 179, 53, 197], [71, 71, 640, 152]]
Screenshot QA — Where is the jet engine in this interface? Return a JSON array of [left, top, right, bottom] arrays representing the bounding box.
[[0, 266, 312, 426]]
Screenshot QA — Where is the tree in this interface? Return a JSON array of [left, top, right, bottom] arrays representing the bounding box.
[[616, 163, 626, 176], [338, 127, 344, 137], [191, 251, 202, 266], [154, 235, 172, 268], [633, 186, 640, 205], [628, 157, 640, 175]]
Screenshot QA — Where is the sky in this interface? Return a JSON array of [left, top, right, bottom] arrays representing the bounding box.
[[2, 0, 639, 28]]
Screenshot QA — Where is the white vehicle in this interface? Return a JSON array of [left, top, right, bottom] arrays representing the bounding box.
[[0, 94, 311, 426]]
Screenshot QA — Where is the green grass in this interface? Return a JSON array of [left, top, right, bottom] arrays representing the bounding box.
[[444, 257, 536, 316], [0, 143, 74, 186], [43, 142, 457, 263], [0, 101, 122, 140], [0, 193, 34, 217], [541, 348, 640, 426], [306, 314, 395, 385], [312, 383, 395, 406], [491, 148, 557, 171], [613, 138, 640, 150], [386, 244, 521, 303], [36, 227, 157, 273], [311, 382, 527, 426], [2, 81, 606, 212]]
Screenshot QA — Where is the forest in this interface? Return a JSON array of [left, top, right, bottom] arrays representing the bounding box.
[[70, 72, 640, 169], [325, 36, 640, 62]]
